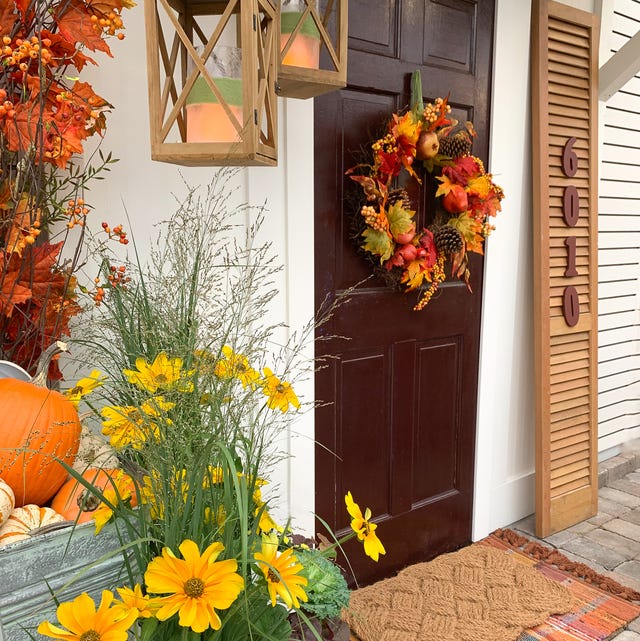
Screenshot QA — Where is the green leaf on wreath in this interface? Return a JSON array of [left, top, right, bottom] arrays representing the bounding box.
[[447, 212, 483, 251], [362, 228, 393, 262], [387, 201, 415, 239]]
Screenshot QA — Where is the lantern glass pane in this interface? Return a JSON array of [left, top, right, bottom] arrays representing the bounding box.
[[276, 0, 346, 99], [280, 0, 339, 73]]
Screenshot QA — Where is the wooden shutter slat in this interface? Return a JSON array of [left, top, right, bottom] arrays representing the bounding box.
[[551, 444, 590, 467], [550, 461, 589, 483], [550, 474, 590, 495], [551, 330, 591, 347], [549, 29, 590, 48], [549, 40, 590, 58], [550, 417, 590, 435], [549, 84, 591, 100], [549, 60, 590, 78], [549, 72, 590, 90], [549, 17, 590, 39], [551, 429, 590, 448]]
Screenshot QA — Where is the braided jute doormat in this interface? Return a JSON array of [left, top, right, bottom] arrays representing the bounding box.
[[343, 529, 640, 641]]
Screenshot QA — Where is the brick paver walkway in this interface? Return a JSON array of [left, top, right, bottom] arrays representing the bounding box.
[[510, 452, 640, 640]]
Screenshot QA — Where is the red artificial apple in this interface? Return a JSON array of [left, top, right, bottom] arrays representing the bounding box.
[[442, 185, 468, 213], [398, 243, 418, 263], [394, 223, 416, 245]]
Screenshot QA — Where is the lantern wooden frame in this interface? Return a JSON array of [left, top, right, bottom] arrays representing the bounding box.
[[276, 0, 347, 99], [144, 0, 278, 166]]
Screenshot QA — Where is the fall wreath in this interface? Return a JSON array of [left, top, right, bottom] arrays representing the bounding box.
[[346, 72, 504, 311]]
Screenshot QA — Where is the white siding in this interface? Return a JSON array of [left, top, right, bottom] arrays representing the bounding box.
[[597, 0, 640, 453]]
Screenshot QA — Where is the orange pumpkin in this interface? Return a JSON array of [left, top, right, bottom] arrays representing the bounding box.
[[0, 504, 64, 547], [51, 468, 136, 523], [0, 342, 81, 506]]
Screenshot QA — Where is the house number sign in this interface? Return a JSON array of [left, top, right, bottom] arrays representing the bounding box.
[[562, 136, 579, 327]]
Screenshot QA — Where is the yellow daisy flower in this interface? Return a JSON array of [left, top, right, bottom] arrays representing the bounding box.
[[144, 539, 244, 633], [37, 590, 136, 641], [113, 584, 158, 619], [345, 491, 386, 562], [93, 470, 136, 534], [254, 533, 308, 609], [204, 504, 227, 531], [140, 473, 164, 520], [124, 352, 193, 393], [252, 485, 280, 533], [140, 468, 189, 521], [261, 368, 300, 413], [257, 506, 280, 534], [214, 345, 261, 388], [64, 370, 105, 406], [203, 465, 224, 487], [100, 396, 172, 450], [100, 404, 159, 450]]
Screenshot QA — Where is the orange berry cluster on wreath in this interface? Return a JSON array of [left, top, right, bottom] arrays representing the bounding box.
[[346, 71, 504, 311]]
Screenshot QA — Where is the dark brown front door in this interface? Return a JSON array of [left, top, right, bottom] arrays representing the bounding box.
[[314, 0, 495, 584]]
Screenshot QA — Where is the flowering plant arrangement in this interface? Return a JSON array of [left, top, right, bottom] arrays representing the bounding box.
[[0, 0, 131, 376], [32, 170, 384, 641], [347, 71, 504, 311]]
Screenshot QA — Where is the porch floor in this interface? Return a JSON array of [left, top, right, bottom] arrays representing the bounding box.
[[509, 449, 640, 640]]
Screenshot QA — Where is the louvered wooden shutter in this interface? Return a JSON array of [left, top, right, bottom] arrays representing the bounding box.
[[531, 0, 600, 537]]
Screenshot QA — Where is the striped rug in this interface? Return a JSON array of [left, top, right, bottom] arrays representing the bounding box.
[[482, 531, 640, 641]]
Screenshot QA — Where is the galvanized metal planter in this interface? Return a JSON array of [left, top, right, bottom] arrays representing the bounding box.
[[0, 521, 136, 641]]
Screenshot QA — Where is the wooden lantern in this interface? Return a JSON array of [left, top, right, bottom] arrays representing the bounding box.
[[143, 0, 278, 166], [277, 0, 347, 99]]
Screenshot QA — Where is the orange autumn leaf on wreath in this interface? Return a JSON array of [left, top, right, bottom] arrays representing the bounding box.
[[400, 259, 431, 291], [467, 174, 492, 200], [434, 172, 460, 198], [468, 175, 503, 220]]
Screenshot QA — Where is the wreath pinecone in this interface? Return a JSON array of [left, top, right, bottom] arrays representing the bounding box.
[[438, 131, 472, 159], [387, 188, 411, 209], [433, 225, 464, 254]]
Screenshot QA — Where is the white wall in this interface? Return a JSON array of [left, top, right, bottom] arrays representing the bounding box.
[[80, 6, 316, 532], [473, 0, 536, 539]]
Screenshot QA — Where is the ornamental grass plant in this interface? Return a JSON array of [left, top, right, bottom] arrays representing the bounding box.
[[36, 169, 385, 641]]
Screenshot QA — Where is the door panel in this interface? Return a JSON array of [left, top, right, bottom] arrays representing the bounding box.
[[314, 0, 495, 584], [413, 338, 462, 500]]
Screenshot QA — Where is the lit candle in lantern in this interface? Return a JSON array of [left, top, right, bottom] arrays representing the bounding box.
[[280, 0, 320, 69], [186, 46, 243, 143]]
